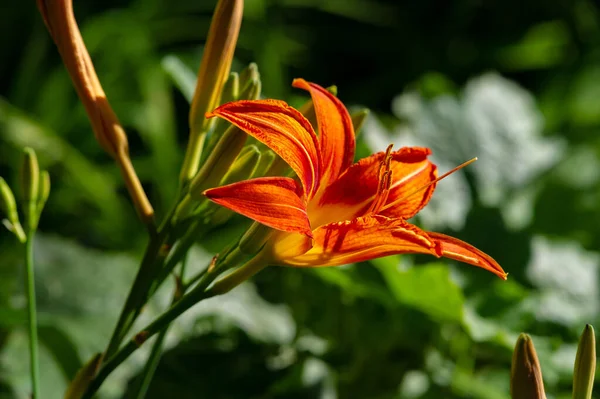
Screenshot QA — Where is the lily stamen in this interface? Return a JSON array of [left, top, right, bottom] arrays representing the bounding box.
[[379, 157, 478, 214], [367, 144, 394, 215]]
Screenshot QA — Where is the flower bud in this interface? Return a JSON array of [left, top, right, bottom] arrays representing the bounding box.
[[181, 0, 244, 184], [209, 72, 240, 141], [239, 222, 272, 255], [252, 150, 275, 178], [351, 108, 370, 136], [0, 177, 26, 242], [37, 0, 154, 224], [573, 324, 596, 399], [188, 125, 247, 199], [210, 147, 261, 225], [238, 76, 261, 101], [20, 148, 39, 204], [37, 170, 51, 213], [188, 0, 243, 134], [20, 148, 41, 231], [239, 63, 259, 92], [221, 145, 261, 185], [221, 72, 240, 104], [510, 333, 546, 399]]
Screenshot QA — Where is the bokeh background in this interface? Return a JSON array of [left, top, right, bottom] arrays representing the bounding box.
[[1, 0, 600, 398]]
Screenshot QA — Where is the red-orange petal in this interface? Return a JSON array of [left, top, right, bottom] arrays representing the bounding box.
[[314, 147, 437, 225], [427, 232, 507, 279], [293, 79, 355, 188], [207, 100, 321, 197], [270, 215, 440, 267], [204, 177, 312, 236]]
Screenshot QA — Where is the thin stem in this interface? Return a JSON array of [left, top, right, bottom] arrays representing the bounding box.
[[134, 254, 189, 399], [103, 230, 168, 359], [134, 329, 167, 399], [104, 200, 187, 360], [24, 233, 40, 398], [88, 240, 254, 398], [82, 271, 219, 399]]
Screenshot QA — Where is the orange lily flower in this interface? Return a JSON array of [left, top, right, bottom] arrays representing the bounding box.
[[204, 79, 507, 279]]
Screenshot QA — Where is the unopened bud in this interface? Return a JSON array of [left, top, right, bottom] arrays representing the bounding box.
[[238, 77, 261, 101], [0, 178, 19, 225], [573, 324, 596, 399], [239, 222, 272, 255], [221, 72, 240, 105], [189, 125, 247, 198], [252, 150, 275, 178], [189, 0, 244, 133], [238, 63, 259, 92], [351, 108, 370, 136], [510, 334, 546, 399], [209, 72, 241, 142], [0, 177, 26, 242], [20, 148, 40, 204], [221, 145, 261, 185], [180, 0, 243, 183], [20, 148, 41, 231], [210, 147, 261, 225], [37, 0, 154, 224], [37, 170, 51, 213]]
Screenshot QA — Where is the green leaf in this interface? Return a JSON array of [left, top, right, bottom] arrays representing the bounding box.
[[373, 260, 465, 322], [37, 324, 83, 381], [162, 55, 197, 103]]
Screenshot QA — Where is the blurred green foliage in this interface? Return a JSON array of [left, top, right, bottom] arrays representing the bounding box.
[[1, 0, 600, 398]]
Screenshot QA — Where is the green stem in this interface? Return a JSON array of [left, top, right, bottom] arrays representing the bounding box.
[[82, 272, 218, 399], [83, 251, 264, 398], [134, 328, 167, 399], [149, 221, 205, 296], [103, 229, 169, 360], [134, 255, 189, 399], [24, 233, 40, 398]]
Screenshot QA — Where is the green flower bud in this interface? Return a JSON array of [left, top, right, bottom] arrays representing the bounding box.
[[238, 76, 261, 101], [239, 222, 272, 255], [189, 124, 248, 199], [188, 0, 243, 134], [220, 145, 261, 186], [37, 170, 51, 213], [20, 148, 40, 204], [238, 63, 259, 93], [180, 0, 244, 183], [0, 177, 26, 242], [221, 72, 240, 105], [208, 72, 241, 147], [510, 334, 546, 399], [210, 147, 261, 225], [573, 324, 596, 399], [252, 150, 275, 178], [351, 108, 370, 136], [21, 148, 41, 231]]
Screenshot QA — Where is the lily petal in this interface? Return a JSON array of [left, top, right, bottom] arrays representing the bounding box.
[[207, 100, 321, 197], [272, 215, 440, 267], [293, 79, 355, 189], [427, 232, 508, 279], [313, 147, 436, 226], [204, 176, 312, 236]]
